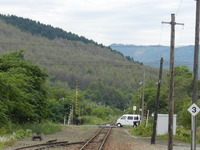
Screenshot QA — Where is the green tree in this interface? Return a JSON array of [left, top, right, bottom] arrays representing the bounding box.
[[0, 50, 48, 124], [174, 66, 193, 114]]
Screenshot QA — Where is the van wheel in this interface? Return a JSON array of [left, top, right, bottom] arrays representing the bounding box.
[[117, 123, 122, 127]]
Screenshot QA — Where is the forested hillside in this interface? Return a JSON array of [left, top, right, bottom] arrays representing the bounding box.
[[0, 14, 162, 113], [0, 17, 160, 87], [0, 14, 103, 47]]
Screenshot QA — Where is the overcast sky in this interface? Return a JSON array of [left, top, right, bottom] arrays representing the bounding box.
[[0, 0, 197, 46]]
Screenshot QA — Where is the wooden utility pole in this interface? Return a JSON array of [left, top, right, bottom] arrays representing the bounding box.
[[151, 57, 163, 144], [192, 0, 200, 149], [141, 71, 145, 124], [162, 14, 184, 150], [168, 13, 175, 150], [75, 81, 79, 116]]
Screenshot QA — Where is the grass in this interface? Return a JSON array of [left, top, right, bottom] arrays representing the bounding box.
[[21, 122, 61, 135], [80, 116, 108, 125], [0, 122, 61, 150], [128, 124, 152, 137], [129, 124, 200, 145]]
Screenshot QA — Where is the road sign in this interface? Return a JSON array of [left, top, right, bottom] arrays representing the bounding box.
[[133, 106, 137, 111], [188, 103, 200, 116]]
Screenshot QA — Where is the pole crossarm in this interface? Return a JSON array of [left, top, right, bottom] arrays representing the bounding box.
[[162, 21, 184, 26]]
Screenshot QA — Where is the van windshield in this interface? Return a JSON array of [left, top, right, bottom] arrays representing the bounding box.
[[121, 116, 126, 120]]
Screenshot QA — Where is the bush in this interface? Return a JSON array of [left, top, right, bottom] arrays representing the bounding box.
[[129, 123, 152, 137], [21, 122, 61, 135], [80, 116, 106, 125], [0, 122, 61, 149], [177, 101, 191, 129], [174, 128, 191, 143], [0, 128, 32, 150]]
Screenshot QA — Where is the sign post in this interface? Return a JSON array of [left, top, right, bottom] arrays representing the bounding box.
[[188, 103, 200, 150]]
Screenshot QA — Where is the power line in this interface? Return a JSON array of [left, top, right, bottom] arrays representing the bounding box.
[[176, 0, 183, 17]]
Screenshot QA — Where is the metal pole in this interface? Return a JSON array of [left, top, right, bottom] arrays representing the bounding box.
[[151, 57, 163, 144], [192, 0, 200, 149], [192, 115, 196, 150]]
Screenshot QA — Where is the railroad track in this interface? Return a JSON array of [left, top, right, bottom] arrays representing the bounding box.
[[13, 125, 114, 150], [79, 126, 112, 150], [13, 141, 84, 150]]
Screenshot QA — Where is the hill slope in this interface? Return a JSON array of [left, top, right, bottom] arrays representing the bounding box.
[[0, 15, 161, 109], [0, 14, 104, 47]]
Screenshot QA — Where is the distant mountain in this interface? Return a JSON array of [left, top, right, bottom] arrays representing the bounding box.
[[110, 44, 195, 70]]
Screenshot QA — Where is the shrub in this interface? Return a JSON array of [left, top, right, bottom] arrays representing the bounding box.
[[129, 124, 152, 137], [174, 128, 191, 143], [80, 116, 106, 125], [21, 122, 61, 135], [0, 122, 61, 149]]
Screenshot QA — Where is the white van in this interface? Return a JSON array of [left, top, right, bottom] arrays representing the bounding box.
[[116, 114, 141, 127]]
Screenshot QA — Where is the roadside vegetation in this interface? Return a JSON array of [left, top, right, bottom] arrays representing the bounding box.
[[128, 117, 200, 144], [0, 122, 61, 149], [156, 127, 197, 144]]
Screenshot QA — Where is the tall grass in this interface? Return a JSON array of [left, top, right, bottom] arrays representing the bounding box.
[[129, 124, 200, 144], [21, 122, 61, 135], [129, 124, 152, 137], [81, 116, 106, 125], [0, 122, 61, 150]]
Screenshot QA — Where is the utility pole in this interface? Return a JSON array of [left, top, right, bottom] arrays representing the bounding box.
[[75, 80, 79, 116], [68, 99, 73, 125], [162, 14, 184, 150], [151, 57, 163, 144], [141, 71, 145, 124], [192, 0, 200, 149], [75, 80, 79, 125]]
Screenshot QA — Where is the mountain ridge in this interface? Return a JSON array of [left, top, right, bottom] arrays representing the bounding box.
[[110, 44, 195, 69], [0, 14, 106, 48]]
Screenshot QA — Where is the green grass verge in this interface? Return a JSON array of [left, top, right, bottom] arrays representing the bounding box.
[[128, 124, 152, 137], [80, 116, 107, 125], [0, 122, 61, 150]]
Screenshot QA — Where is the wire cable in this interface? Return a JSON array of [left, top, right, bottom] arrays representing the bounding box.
[[176, 0, 183, 17]]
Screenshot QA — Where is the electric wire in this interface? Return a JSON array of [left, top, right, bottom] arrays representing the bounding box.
[[176, 0, 183, 17]]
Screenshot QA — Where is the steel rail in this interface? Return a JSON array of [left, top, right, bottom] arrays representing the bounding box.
[[14, 141, 84, 150], [98, 127, 112, 150], [79, 127, 112, 150], [79, 128, 103, 150]]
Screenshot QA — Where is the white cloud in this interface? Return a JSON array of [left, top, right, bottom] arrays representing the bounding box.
[[0, 0, 197, 46]]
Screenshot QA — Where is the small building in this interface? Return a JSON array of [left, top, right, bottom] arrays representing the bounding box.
[[157, 114, 177, 135]]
